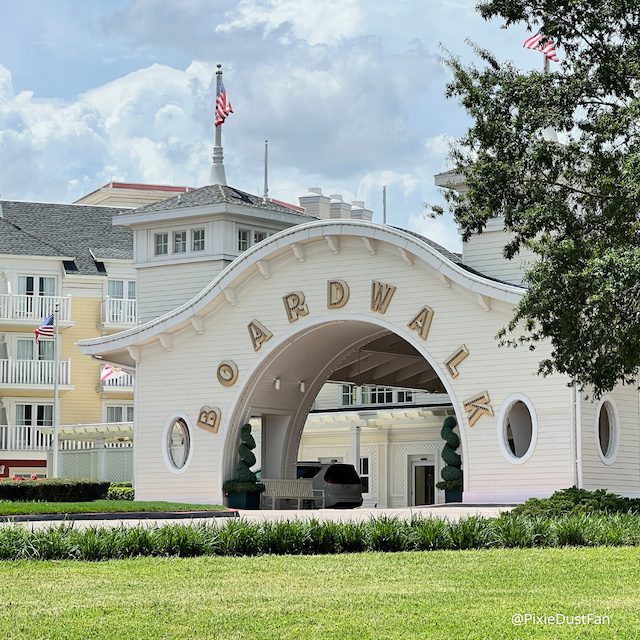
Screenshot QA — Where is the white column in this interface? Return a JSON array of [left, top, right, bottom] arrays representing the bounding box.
[[350, 424, 361, 471]]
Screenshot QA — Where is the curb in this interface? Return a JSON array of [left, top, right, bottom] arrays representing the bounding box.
[[0, 510, 239, 523]]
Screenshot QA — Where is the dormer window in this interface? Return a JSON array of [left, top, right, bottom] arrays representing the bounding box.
[[253, 231, 267, 244], [238, 229, 250, 252], [154, 233, 168, 256], [173, 231, 187, 254], [192, 229, 205, 252]]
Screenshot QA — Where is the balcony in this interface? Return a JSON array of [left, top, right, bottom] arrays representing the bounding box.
[[0, 294, 72, 324], [0, 359, 72, 388], [100, 297, 137, 328], [100, 370, 134, 392], [0, 422, 133, 451]]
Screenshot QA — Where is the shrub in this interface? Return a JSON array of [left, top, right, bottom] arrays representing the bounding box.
[[1, 513, 640, 560], [0, 478, 109, 502], [511, 487, 640, 518], [412, 517, 452, 551], [107, 484, 135, 501]]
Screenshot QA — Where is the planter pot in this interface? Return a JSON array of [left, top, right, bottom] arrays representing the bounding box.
[[227, 491, 262, 509], [444, 488, 463, 503]]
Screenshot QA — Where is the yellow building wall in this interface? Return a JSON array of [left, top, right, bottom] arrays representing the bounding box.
[[60, 296, 106, 425]]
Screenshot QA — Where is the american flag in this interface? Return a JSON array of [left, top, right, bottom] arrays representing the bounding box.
[[523, 33, 559, 62], [215, 78, 233, 127], [34, 314, 54, 343]]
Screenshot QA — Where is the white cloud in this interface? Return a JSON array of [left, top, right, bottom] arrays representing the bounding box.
[[408, 211, 462, 252], [217, 0, 364, 45]]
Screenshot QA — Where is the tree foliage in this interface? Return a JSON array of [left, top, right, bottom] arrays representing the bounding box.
[[442, 0, 640, 396]]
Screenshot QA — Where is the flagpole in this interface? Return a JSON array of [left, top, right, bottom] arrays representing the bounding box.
[[210, 64, 228, 186], [544, 54, 550, 74], [52, 303, 60, 478], [263, 140, 269, 201]]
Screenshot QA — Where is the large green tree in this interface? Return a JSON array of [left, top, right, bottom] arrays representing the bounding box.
[[440, 1, 640, 396]]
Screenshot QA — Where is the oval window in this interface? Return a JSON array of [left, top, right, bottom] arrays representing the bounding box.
[[502, 399, 535, 461], [167, 418, 190, 470], [597, 400, 618, 463]]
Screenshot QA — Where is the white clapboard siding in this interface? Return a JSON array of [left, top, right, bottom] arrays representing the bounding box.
[[132, 233, 577, 504], [580, 385, 640, 496], [462, 230, 538, 286], [136, 260, 228, 323]]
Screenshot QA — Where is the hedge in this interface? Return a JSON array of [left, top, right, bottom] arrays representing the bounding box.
[[0, 478, 109, 502], [107, 483, 135, 501], [1, 513, 640, 560], [511, 487, 640, 518]]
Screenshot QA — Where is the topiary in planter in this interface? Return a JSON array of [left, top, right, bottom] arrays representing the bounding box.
[[223, 423, 265, 504], [436, 416, 463, 501]]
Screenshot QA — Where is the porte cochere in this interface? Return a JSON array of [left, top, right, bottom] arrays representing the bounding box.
[[80, 217, 640, 505]]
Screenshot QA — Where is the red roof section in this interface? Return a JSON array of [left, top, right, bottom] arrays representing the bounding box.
[[269, 198, 305, 213], [107, 182, 194, 192]]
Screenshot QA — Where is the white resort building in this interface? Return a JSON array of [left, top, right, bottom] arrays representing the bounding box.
[[75, 146, 640, 507]]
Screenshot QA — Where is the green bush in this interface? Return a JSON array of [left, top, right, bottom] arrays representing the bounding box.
[[0, 478, 109, 502], [107, 485, 135, 501], [511, 487, 640, 518]]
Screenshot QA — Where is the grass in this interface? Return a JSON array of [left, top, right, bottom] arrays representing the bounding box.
[[0, 547, 637, 639], [0, 500, 227, 516]]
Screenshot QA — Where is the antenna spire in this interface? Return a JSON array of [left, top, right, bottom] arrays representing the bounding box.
[[210, 64, 229, 186], [263, 140, 269, 201]]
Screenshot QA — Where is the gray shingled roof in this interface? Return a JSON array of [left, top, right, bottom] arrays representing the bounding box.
[[396, 227, 526, 289], [129, 184, 317, 217], [0, 201, 132, 276]]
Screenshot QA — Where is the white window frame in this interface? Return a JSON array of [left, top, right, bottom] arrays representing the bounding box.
[[13, 334, 54, 360], [154, 232, 169, 256], [162, 413, 194, 474], [16, 274, 58, 297], [191, 228, 205, 252], [238, 228, 250, 252], [107, 279, 136, 300], [595, 395, 620, 465], [103, 401, 135, 424], [253, 230, 267, 244], [15, 402, 53, 427], [359, 456, 370, 495], [173, 230, 187, 254], [497, 393, 538, 465]]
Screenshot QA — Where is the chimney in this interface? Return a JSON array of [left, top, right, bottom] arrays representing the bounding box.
[[299, 188, 330, 219], [328, 194, 352, 219], [350, 200, 373, 221]]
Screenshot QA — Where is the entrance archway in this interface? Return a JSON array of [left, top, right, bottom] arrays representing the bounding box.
[[222, 315, 466, 489]]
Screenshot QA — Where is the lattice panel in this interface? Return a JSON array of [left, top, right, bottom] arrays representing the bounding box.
[[59, 451, 92, 478], [103, 449, 134, 482]]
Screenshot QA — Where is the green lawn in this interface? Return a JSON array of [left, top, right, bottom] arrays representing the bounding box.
[[0, 500, 227, 516], [0, 547, 637, 639]]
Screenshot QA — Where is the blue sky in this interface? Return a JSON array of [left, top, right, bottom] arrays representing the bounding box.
[[0, 0, 545, 250]]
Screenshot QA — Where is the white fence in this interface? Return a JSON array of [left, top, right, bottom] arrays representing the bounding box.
[[101, 297, 137, 325], [53, 445, 133, 482], [0, 294, 72, 322], [0, 359, 71, 386]]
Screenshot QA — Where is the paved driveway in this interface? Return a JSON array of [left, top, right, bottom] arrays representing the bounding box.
[[0, 504, 513, 530]]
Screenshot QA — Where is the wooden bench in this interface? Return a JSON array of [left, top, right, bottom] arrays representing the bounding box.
[[261, 478, 325, 509]]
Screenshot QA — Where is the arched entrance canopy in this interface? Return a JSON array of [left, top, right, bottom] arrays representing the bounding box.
[[79, 219, 524, 366]]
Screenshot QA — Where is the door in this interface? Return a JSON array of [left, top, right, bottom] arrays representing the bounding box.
[[410, 461, 435, 506]]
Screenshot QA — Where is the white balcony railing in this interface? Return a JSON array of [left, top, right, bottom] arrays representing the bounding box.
[[101, 371, 134, 388], [0, 422, 133, 451], [0, 294, 72, 323], [0, 359, 71, 386], [101, 297, 137, 325], [0, 425, 53, 451]]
